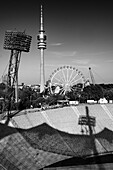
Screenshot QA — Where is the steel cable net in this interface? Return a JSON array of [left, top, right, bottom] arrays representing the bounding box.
[[19, 124, 92, 157], [0, 125, 41, 169], [1, 120, 113, 170], [0, 122, 69, 169], [1, 106, 113, 170]]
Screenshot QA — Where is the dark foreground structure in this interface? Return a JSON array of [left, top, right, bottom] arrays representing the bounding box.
[[0, 119, 113, 170], [44, 154, 113, 170]]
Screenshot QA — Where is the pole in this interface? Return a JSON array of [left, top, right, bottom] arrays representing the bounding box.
[[40, 48, 45, 93]]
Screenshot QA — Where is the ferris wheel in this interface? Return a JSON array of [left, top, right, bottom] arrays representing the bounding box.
[[48, 66, 86, 94]]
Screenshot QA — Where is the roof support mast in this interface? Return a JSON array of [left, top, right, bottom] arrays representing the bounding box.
[[89, 67, 95, 85]]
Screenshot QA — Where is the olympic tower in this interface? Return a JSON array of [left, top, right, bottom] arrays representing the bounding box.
[[37, 5, 47, 93]]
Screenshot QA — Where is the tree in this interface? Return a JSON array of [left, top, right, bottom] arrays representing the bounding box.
[[0, 83, 6, 90], [104, 89, 113, 101], [45, 94, 58, 106], [18, 87, 33, 109], [79, 91, 88, 103], [83, 84, 103, 101]]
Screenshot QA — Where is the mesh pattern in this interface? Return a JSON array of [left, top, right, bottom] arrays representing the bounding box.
[[0, 134, 40, 170], [20, 123, 94, 157], [0, 153, 19, 170], [0, 124, 70, 169]]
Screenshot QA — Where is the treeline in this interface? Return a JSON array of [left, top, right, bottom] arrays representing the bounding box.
[[0, 83, 113, 111]]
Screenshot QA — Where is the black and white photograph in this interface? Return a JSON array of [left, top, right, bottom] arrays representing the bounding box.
[[0, 0, 113, 169]]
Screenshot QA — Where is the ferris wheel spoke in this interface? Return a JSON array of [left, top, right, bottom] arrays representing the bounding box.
[[70, 86, 76, 91], [52, 77, 63, 85], [71, 77, 82, 85], [62, 69, 67, 83], [68, 69, 74, 82], [57, 71, 65, 83], [55, 74, 64, 84], [67, 68, 69, 82], [60, 85, 67, 94], [69, 72, 78, 84], [60, 88, 65, 94]]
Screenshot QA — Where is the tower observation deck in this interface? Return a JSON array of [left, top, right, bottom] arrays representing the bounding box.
[[37, 5, 47, 93]]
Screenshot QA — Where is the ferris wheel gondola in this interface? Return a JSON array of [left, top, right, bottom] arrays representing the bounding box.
[[48, 66, 86, 94]]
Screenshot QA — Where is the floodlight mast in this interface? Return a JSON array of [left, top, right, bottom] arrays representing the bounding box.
[[37, 5, 47, 93], [4, 30, 32, 103], [8, 49, 21, 103]]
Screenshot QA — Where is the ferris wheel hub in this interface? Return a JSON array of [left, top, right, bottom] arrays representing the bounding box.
[[64, 83, 71, 91]]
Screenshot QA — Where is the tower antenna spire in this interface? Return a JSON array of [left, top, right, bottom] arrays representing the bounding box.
[[40, 4, 44, 31]]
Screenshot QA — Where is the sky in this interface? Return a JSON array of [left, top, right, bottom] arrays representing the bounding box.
[[0, 0, 113, 85]]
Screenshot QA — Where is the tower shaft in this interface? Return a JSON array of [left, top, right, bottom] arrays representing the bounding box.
[[40, 49, 45, 92]]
